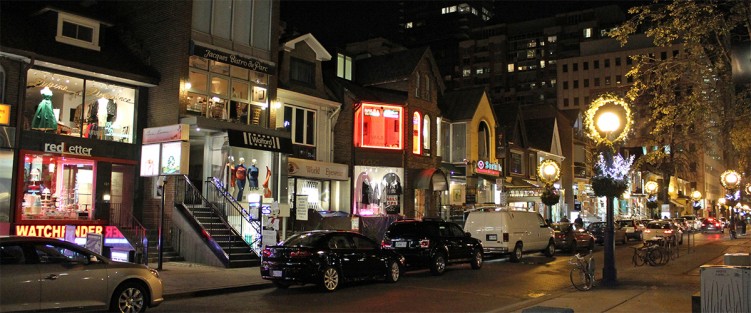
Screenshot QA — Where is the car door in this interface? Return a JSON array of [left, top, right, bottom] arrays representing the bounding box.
[[328, 234, 361, 279], [351, 234, 383, 277], [447, 223, 471, 260], [33, 242, 108, 310], [0, 243, 40, 312]]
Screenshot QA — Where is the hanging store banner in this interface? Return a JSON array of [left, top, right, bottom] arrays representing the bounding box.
[[143, 124, 189, 144], [227, 129, 293, 154], [288, 157, 348, 181]]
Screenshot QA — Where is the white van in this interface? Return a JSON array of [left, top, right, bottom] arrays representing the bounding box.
[[465, 208, 556, 262]]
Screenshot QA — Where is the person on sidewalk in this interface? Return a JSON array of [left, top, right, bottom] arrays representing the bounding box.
[[729, 218, 737, 239]]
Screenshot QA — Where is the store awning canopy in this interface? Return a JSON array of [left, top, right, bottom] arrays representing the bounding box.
[[414, 168, 448, 191], [505, 177, 538, 188]]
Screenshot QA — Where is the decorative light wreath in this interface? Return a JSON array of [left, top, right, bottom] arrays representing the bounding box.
[[745, 183, 751, 195], [584, 94, 633, 145], [537, 159, 561, 185], [720, 170, 742, 190]]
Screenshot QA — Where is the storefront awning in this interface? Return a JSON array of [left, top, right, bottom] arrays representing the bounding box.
[[414, 168, 448, 191], [505, 177, 538, 188]]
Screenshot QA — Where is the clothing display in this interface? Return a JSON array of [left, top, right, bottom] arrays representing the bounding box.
[[86, 99, 117, 123], [234, 163, 247, 201], [248, 164, 259, 188], [361, 179, 372, 204], [31, 87, 57, 130]]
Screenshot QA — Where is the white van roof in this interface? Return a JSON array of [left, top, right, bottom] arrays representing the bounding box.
[[470, 206, 536, 213]]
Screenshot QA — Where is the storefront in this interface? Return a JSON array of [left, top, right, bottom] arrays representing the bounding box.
[[353, 166, 404, 216], [443, 160, 500, 207], [287, 157, 349, 212], [0, 125, 15, 235]]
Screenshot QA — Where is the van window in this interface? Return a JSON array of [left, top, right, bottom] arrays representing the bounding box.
[[536, 214, 548, 227]]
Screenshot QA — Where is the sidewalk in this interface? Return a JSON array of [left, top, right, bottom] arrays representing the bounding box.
[[155, 233, 751, 311]]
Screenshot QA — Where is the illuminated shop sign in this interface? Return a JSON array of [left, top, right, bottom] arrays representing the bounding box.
[[355, 102, 403, 150], [44, 142, 92, 156], [0, 104, 10, 125], [476, 160, 501, 176], [191, 42, 276, 75], [15, 224, 125, 239]]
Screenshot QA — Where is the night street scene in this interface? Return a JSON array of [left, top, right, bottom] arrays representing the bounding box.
[[1, 0, 751, 312]]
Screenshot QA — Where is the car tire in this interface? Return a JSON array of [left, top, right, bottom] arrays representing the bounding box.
[[430, 252, 447, 275], [543, 240, 556, 257], [510, 242, 523, 263], [385, 260, 401, 283], [470, 249, 483, 269], [110, 282, 148, 313], [273, 281, 291, 289], [320, 266, 340, 292]]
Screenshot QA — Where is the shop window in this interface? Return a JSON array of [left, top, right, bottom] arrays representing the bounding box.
[[353, 167, 403, 216], [56, 12, 100, 51], [441, 120, 450, 159], [450, 123, 466, 163], [24, 69, 136, 143], [510, 152, 523, 175], [20, 153, 96, 221], [423, 114, 431, 154], [354, 103, 403, 150], [412, 112, 421, 155]]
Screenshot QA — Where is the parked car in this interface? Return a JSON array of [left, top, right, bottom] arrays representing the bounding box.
[[700, 217, 723, 233], [643, 220, 684, 245], [719, 217, 729, 229], [382, 219, 483, 275], [586, 222, 627, 245], [681, 215, 701, 231], [260, 230, 404, 292], [616, 219, 643, 241], [671, 218, 689, 233], [0, 236, 163, 313], [464, 208, 555, 262], [551, 222, 595, 252]]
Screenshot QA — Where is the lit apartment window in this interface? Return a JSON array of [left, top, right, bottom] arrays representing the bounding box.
[[463, 68, 471, 77], [616, 75, 622, 84], [540, 60, 546, 68], [583, 28, 593, 38], [337, 53, 352, 80], [527, 49, 535, 59], [405, 22, 413, 29], [527, 40, 537, 48], [548, 35, 557, 43], [550, 79, 556, 86], [56, 12, 100, 51], [507, 64, 515, 73], [476, 68, 484, 75]]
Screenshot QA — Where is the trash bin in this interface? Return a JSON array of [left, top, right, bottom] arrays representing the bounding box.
[[700, 265, 751, 312]]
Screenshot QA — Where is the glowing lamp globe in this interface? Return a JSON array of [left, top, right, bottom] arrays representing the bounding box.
[[596, 112, 620, 133], [720, 170, 741, 190]]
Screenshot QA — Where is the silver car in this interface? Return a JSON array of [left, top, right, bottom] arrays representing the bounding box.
[[0, 236, 163, 313]]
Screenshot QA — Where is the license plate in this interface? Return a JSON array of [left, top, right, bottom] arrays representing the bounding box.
[[395, 241, 407, 248], [487, 234, 498, 241], [272, 270, 283, 277]]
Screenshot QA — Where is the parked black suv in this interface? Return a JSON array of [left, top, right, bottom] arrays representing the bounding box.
[[381, 219, 483, 275]]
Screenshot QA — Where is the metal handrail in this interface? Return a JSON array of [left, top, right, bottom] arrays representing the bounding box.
[[205, 177, 263, 255], [174, 175, 249, 260], [107, 202, 148, 264]]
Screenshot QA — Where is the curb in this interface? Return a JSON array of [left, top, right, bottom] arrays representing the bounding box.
[[164, 282, 274, 300]]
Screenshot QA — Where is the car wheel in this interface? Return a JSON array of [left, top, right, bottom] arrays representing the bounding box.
[[110, 282, 148, 313], [510, 242, 523, 263], [385, 260, 400, 283], [320, 266, 340, 292], [430, 252, 447, 275], [273, 281, 291, 289], [543, 240, 556, 257], [470, 249, 483, 269]]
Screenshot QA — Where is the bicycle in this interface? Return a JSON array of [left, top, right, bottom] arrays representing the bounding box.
[[632, 239, 664, 266], [569, 250, 595, 291]]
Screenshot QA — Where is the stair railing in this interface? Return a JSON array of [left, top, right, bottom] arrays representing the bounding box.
[[107, 202, 148, 264], [173, 175, 250, 261], [205, 177, 263, 255]]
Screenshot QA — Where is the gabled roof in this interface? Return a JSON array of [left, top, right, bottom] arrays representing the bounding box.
[[524, 117, 555, 151], [283, 33, 331, 61], [439, 87, 487, 121], [495, 105, 523, 146], [354, 47, 445, 93], [324, 74, 407, 105]]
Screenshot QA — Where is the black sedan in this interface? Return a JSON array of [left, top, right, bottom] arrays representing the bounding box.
[[260, 230, 405, 292], [586, 222, 627, 245]]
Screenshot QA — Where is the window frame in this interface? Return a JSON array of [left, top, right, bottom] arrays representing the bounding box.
[[283, 105, 316, 146], [56, 12, 100, 51]]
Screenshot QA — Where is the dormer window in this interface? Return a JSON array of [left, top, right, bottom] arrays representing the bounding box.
[[56, 12, 100, 51]]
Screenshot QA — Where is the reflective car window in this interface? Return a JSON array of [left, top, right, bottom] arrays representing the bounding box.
[[327, 235, 353, 249], [34, 244, 87, 264], [448, 224, 465, 237], [282, 232, 326, 247], [351, 235, 376, 250], [438, 225, 451, 237], [0, 244, 25, 265]]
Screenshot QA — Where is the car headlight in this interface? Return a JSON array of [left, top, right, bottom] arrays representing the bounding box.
[[149, 268, 160, 279]]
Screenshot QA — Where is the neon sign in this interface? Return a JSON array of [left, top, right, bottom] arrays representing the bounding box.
[[16, 225, 125, 239], [476, 160, 502, 176]]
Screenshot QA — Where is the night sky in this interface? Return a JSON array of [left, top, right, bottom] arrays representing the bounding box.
[[280, 1, 647, 48]]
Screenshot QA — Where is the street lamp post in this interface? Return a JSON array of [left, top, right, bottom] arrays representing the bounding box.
[[720, 170, 742, 220], [584, 94, 634, 287], [538, 159, 561, 221]]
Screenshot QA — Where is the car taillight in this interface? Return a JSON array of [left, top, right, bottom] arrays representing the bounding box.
[[419, 239, 430, 248], [289, 250, 311, 258], [715, 222, 720, 227], [503, 233, 509, 242], [645, 229, 651, 233], [665, 230, 673, 234], [381, 239, 392, 249], [262, 248, 271, 258]]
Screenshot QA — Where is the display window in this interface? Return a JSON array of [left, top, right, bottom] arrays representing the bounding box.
[[24, 69, 136, 143], [187, 56, 268, 126], [353, 166, 403, 216], [354, 102, 403, 150], [288, 178, 330, 211], [412, 112, 421, 155], [20, 153, 96, 221]]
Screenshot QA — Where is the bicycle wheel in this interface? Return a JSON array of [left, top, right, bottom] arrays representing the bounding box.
[[570, 267, 593, 291], [647, 248, 664, 266], [632, 248, 646, 267]]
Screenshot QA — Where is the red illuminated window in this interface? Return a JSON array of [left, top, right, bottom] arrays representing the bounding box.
[[413, 112, 421, 154], [354, 102, 403, 149]]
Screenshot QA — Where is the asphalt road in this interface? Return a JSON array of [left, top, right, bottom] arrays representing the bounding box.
[[150, 231, 731, 313]]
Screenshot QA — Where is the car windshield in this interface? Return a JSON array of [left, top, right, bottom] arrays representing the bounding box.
[[552, 224, 573, 232], [588, 223, 604, 230], [282, 232, 327, 247], [387, 222, 439, 237], [647, 222, 672, 230]]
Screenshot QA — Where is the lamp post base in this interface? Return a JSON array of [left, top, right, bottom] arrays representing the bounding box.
[[602, 195, 617, 286]]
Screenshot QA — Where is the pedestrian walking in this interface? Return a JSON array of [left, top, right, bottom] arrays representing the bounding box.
[[729, 218, 737, 239]]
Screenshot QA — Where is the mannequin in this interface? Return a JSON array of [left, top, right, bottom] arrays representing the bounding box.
[[230, 157, 248, 201], [248, 159, 259, 189], [32, 87, 57, 130]]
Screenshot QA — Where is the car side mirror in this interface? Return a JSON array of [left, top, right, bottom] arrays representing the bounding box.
[[465, 232, 472, 237]]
